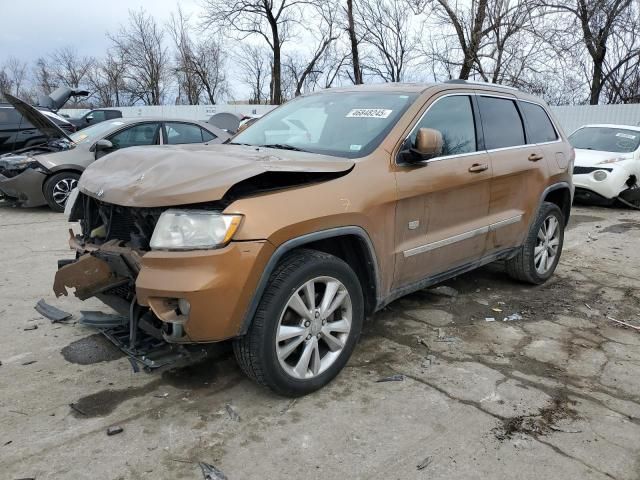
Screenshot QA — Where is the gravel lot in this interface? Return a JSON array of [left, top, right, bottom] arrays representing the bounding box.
[[1, 202, 640, 480]]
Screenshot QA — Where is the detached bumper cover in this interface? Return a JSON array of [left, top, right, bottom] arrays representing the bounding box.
[[0, 168, 47, 207]]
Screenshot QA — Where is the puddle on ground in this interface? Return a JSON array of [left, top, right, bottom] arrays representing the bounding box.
[[600, 221, 640, 234], [61, 334, 124, 365], [70, 382, 161, 418], [567, 214, 605, 229]]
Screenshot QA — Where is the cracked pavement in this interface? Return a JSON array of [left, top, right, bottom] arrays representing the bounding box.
[[1, 203, 639, 479]]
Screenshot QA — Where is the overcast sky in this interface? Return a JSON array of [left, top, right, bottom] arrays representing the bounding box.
[[1, 0, 201, 64]]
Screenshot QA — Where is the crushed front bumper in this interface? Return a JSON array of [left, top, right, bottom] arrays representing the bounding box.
[[54, 235, 273, 343], [0, 168, 47, 207], [573, 163, 638, 201]]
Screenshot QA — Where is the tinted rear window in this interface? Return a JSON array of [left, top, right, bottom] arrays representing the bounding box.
[[519, 102, 557, 143], [478, 96, 525, 149]]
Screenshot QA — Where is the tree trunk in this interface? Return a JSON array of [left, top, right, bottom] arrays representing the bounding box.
[[347, 0, 363, 84], [590, 60, 603, 105]]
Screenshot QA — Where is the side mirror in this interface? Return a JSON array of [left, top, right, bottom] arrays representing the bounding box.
[[93, 139, 113, 158], [95, 139, 113, 151], [85, 115, 93, 124], [401, 128, 444, 164]]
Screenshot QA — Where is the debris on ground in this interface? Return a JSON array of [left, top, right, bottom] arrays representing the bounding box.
[[153, 393, 169, 399], [607, 316, 640, 332], [34, 299, 72, 323], [107, 426, 123, 436], [199, 462, 227, 480], [79, 311, 127, 328], [427, 286, 459, 298], [225, 403, 241, 422], [68, 403, 87, 417], [492, 307, 503, 313], [493, 395, 578, 440], [415, 335, 429, 348], [436, 327, 459, 342], [23, 325, 38, 331], [21, 360, 37, 365], [3, 440, 12, 446], [485, 317, 496, 322], [280, 399, 297, 415], [417, 456, 433, 470], [504, 313, 523, 322], [376, 374, 405, 382]]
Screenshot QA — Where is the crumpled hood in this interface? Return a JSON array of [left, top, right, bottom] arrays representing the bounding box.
[[574, 148, 633, 167], [79, 143, 355, 207]]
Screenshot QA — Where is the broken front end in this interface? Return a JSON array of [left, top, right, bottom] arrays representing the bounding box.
[[54, 192, 272, 367]]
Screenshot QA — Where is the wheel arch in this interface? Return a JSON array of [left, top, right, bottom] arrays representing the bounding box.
[[239, 227, 380, 335], [540, 182, 572, 226]]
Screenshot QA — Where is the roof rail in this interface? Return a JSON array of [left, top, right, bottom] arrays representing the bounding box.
[[444, 79, 519, 91]]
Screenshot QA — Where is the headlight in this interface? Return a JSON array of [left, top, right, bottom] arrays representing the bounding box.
[[597, 156, 629, 164], [150, 210, 242, 250]]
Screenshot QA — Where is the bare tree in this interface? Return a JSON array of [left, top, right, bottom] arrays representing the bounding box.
[[357, 0, 417, 82], [284, 1, 340, 96], [109, 9, 171, 105], [411, 0, 493, 80], [542, 0, 640, 105], [87, 51, 128, 107], [345, 0, 363, 84], [3, 57, 29, 97], [201, 0, 308, 104], [49, 47, 94, 88], [168, 8, 228, 105], [237, 44, 271, 104], [33, 57, 57, 95]]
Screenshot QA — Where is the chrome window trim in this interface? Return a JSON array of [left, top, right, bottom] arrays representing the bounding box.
[[403, 214, 523, 257], [399, 91, 563, 165]]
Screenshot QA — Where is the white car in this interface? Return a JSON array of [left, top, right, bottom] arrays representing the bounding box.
[[569, 124, 640, 208]]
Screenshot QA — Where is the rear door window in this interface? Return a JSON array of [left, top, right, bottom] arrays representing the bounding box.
[[519, 102, 557, 143], [164, 122, 208, 145], [478, 96, 525, 149], [409, 95, 477, 156], [105, 110, 122, 120]]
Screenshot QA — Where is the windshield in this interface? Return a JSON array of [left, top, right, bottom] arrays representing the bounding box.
[[231, 91, 418, 158], [70, 120, 127, 144], [569, 127, 640, 153]]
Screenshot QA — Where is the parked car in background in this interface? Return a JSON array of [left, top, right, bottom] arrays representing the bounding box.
[[570, 124, 640, 208], [0, 94, 230, 211], [0, 103, 76, 154], [54, 81, 573, 396], [69, 108, 123, 130]]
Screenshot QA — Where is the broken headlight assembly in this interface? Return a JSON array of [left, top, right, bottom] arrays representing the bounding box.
[[0, 155, 46, 176], [149, 210, 242, 250]]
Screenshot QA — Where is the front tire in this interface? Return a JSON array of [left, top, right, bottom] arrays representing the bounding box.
[[43, 172, 80, 212], [233, 249, 364, 397], [506, 202, 565, 284]]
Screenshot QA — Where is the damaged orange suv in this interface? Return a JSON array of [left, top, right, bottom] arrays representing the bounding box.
[[55, 81, 574, 396]]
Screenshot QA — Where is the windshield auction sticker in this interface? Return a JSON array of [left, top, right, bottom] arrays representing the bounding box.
[[346, 109, 393, 119], [616, 132, 636, 139]]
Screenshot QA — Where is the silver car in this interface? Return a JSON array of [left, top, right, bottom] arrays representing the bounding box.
[[0, 94, 230, 211]]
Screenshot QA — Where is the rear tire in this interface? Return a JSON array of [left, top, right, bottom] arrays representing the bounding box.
[[233, 249, 364, 397], [506, 202, 565, 284], [43, 172, 80, 212]]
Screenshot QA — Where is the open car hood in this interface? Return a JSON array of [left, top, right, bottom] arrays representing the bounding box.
[[5, 93, 73, 144], [79, 144, 355, 207]]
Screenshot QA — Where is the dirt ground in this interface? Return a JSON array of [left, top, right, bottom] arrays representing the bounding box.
[[1, 202, 640, 480]]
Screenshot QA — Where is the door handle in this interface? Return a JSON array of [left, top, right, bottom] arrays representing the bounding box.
[[468, 163, 489, 173], [528, 153, 544, 162]]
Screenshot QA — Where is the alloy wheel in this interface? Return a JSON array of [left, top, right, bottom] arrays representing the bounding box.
[[52, 178, 78, 207], [534, 215, 560, 274], [276, 276, 352, 380]]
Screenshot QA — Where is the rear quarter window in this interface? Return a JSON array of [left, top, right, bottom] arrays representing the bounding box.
[[519, 101, 558, 143], [477, 96, 525, 150]]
